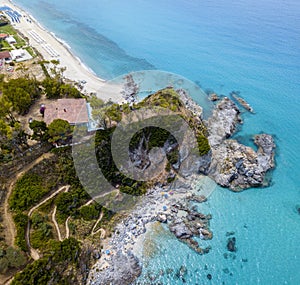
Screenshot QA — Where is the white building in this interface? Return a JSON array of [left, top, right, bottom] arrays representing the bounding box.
[[5, 35, 16, 44], [10, 49, 32, 62]]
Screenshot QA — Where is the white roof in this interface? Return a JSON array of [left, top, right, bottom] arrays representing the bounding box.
[[5, 35, 16, 43], [10, 49, 33, 62], [10, 49, 25, 57]]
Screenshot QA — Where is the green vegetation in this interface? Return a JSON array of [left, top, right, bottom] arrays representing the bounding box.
[[1, 77, 41, 115], [48, 119, 73, 144], [55, 186, 89, 223], [197, 134, 211, 156], [93, 88, 210, 194], [0, 24, 26, 48], [9, 173, 47, 212], [12, 238, 81, 285], [24, 46, 35, 57], [78, 203, 101, 221], [38, 60, 50, 78], [29, 120, 49, 142], [30, 213, 53, 249], [42, 77, 82, 99], [2, 83, 211, 283], [0, 246, 27, 274], [95, 128, 148, 196], [13, 213, 28, 251], [135, 88, 183, 111], [0, 39, 12, 50], [0, 77, 42, 159]]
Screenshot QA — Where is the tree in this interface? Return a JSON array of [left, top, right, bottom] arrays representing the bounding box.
[[0, 96, 16, 124], [42, 78, 61, 99], [1, 77, 41, 115], [48, 119, 73, 144], [42, 78, 81, 99], [29, 120, 49, 142]]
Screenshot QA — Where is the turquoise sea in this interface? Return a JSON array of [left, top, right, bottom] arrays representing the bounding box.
[[13, 0, 300, 284]]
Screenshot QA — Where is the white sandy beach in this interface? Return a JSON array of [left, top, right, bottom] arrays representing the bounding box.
[[1, 0, 123, 102]]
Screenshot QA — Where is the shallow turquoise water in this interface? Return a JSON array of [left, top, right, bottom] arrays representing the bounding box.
[[13, 0, 300, 284]]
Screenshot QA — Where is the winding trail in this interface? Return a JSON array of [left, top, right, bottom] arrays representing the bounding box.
[[26, 185, 70, 260], [65, 216, 70, 239], [91, 211, 106, 239], [3, 153, 54, 248], [52, 206, 62, 242], [51, 186, 69, 241]]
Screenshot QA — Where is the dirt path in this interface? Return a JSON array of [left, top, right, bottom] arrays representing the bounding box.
[[51, 186, 69, 242], [65, 216, 70, 239], [26, 185, 70, 260], [52, 206, 63, 242], [3, 153, 54, 247], [91, 211, 106, 238]]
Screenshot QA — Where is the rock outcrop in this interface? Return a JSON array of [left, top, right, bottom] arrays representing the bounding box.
[[166, 204, 213, 254], [89, 252, 142, 285], [176, 88, 203, 119], [207, 97, 242, 147], [121, 74, 139, 104], [206, 98, 275, 191]]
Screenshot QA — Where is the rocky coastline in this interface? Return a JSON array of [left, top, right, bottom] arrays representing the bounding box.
[[88, 90, 276, 284], [206, 97, 275, 191]]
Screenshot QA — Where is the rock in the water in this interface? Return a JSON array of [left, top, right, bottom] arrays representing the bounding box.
[[227, 237, 237, 252], [169, 220, 193, 239], [231, 93, 254, 113], [157, 213, 168, 223], [207, 97, 241, 147], [206, 97, 276, 191], [188, 194, 207, 203], [296, 205, 300, 215], [208, 135, 275, 191], [209, 93, 219, 102]]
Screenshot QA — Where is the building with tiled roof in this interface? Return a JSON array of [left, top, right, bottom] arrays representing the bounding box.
[[44, 98, 89, 126]]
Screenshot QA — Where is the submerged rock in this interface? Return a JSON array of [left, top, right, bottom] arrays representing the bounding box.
[[209, 93, 219, 102], [231, 93, 254, 113], [227, 237, 237, 252]]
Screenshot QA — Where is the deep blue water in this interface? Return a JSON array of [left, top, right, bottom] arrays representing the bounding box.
[[12, 0, 300, 284]]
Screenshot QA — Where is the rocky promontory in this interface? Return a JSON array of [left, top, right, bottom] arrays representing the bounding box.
[[87, 88, 276, 284], [206, 97, 275, 191]]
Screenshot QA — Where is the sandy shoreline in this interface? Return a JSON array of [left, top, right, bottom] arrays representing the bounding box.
[[1, 0, 123, 102]]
